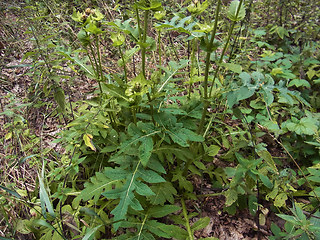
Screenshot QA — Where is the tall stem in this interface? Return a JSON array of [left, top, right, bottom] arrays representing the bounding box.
[[95, 35, 104, 82], [119, 46, 128, 83], [209, 0, 244, 98], [158, 29, 162, 76], [181, 198, 194, 240], [141, 10, 149, 78], [89, 42, 103, 94], [197, 0, 221, 135]]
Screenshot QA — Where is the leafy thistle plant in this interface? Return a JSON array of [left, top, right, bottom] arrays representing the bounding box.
[[5, 0, 320, 239]]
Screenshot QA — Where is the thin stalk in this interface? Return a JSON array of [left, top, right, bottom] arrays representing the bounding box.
[[88, 42, 103, 94], [138, 212, 148, 237], [188, 39, 197, 99], [197, 0, 221, 135], [208, 0, 244, 98], [141, 10, 149, 78], [88, 42, 100, 78], [197, 192, 224, 197], [95, 35, 104, 81], [132, 108, 137, 124], [168, 32, 180, 62], [135, 3, 142, 42], [119, 45, 128, 83], [158, 29, 162, 76], [139, 8, 155, 124], [181, 198, 194, 240]]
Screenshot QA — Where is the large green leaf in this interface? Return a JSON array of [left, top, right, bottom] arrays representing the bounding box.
[[155, 16, 197, 35], [191, 217, 210, 231], [74, 171, 116, 204], [38, 174, 55, 218], [103, 172, 144, 230], [285, 117, 318, 135], [117, 122, 160, 166], [158, 225, 188, 240], [148, 182, 177, 205], [148, 205, 181, 218], [102, 163, 165, 230], [227, 0, 246, 22], [166, 127, 204, 147]]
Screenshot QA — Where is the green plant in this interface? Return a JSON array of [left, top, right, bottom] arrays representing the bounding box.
[[270, 203, 320, 240], [2, 0, 320, 239]]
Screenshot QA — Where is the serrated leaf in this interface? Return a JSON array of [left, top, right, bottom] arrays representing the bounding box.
[[172, 171, 193, 192], [167, 127, 204, 147], [103, 173, 143, 230], [145, 220, 172, 238], [224, 188, 238, 206], [148, 182, 177, 205], [102, 163, 165, 230], [86, 22, 103, 35], [118, 46, 140, 66], [110, 32, 125, 46], [148, 205, 181, 218], [135, 181, 155, 196], [191, 217, 210, 231], [74, 171, 115, 203], [138, 168, 165, 183], [71, 9, 82, 22], [139, 136, 153, 166], [227, 0, 246, 22], [155, 16, 196, 35], [118, 122, 160, 166], [158, 224, 188, 240], [147, 157, 166, 174]]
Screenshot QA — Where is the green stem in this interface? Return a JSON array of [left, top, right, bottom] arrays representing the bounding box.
[[95, 36, 104, 95], [135, 4, 142, 42], [138, 212, 148, 237], [89, 42, 99, 78], [119, 45, 128, 83], [88, 42, 103, 94], [181, 198, 194, 240], [95, 35, 104, 81], [141, 10, 149, 78], [197, 0, 221, 135], [209, 0, 244, 98], [189, 39, 197, 99], [139, 8, 155, 124], [158, 29, 162, 76]]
